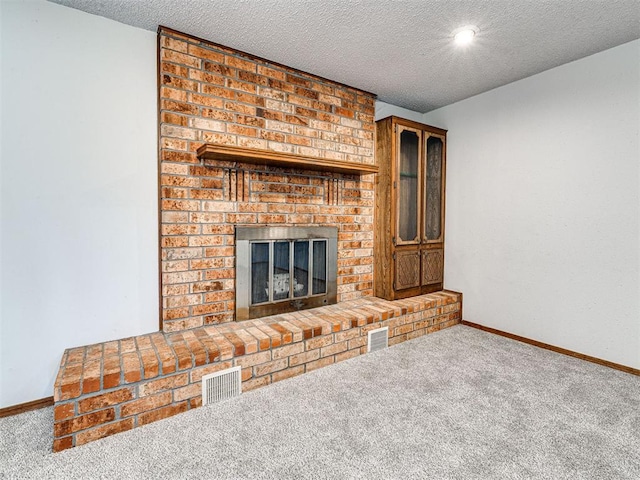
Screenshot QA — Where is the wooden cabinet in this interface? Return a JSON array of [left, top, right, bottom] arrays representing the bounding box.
[[375, 116, 446, 300]]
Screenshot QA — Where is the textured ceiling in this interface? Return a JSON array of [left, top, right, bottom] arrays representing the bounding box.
[[50, 0, 640, 112]]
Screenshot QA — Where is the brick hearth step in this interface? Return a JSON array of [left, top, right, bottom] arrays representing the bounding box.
[[53, 291, 462, 451]]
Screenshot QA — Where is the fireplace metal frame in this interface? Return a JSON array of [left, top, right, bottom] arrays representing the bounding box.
[[235, 226, 338, 321]]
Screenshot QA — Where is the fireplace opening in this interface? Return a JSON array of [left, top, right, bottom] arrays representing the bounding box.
[[236, 226, 338, 320]]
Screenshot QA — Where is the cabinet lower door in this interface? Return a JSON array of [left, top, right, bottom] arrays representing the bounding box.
[[395, 250, 421, 290], [422, 249, 444, 285]]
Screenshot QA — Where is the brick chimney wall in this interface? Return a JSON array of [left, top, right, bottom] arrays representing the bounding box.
[[158, 27, 377, 332]]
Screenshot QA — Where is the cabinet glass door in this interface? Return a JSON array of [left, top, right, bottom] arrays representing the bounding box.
[[397, 127, 421, 244], [424, 136, 444, 242]]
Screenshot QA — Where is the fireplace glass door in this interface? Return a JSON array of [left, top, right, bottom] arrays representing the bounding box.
[[250, 239, 328, 305], [312, 240, 327, 295], [250, 242, 269, 304], [237, 226, 337, 320], [293, 241, 310, 298]]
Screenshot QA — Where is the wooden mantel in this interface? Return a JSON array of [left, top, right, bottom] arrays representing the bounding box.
[[196, 144, 379, 176]]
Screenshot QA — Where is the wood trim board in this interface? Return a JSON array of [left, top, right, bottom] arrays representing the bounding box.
[[462, 320, 639, 376], [197, 144, 379, 176], [0, 396, 54, 418]]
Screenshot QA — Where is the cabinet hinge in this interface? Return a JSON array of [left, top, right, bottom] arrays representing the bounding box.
[[392, 237, 396, 245], [392, 252, 396, 260], [393, 281, 396, 289], [393, 181, 396, 189]]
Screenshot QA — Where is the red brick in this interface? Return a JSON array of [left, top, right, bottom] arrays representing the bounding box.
[[407, 329, 426, 340], [161, 36, 188, 53], [289, 349, 320, 367], [78, 387, 134, 414], [66, 347, 85, 364], [53, 436, 73, 452], [246, 327, 271, 351], [234, 351, 272, 368], [58, 364, 82, 401], [306, 356, 334, 372], [394, 324, 414, 336], [335, 349, 360, 363], [305, 335, 333, 350], [54, 403, 75, 421], [208, 334, 234, 360], [138, 402, 188, 426], [254, 358, 288, 377], [171, 341, 194, 370], [271, 343, 304, 360], [139, 348, 160, 379], [75, 418, 134, 446], [192, 302, 226, 316], [122, 352, 142, 384], [272, 365, 304, 383], [302, 314, 332, 335], [269, 323, 293, 344], [182, 333, 208, 367], [248, 325, 278, 348], [193, 330, 222, 362], [189, 361, 233, 383], [121, 391, 172, 418], [335, 329, 360, 342], [139, 373, 189, 397], [162, 307, 189, 320], [235, 329, 258, 355], [54, 408, 115, 436], [173, 383, 201, 402], [220, 331, 245, 356], [161, 49, 200, 68], [348, 337, 367, 350], [188, 45, 224, 63], [361, 322, 384, 335], [241, 367, 252, 381], [103, 340, 119, 357], [284, 318, 312, 340], [150, 333, 177, 375], [389, 334, 408, 346], [320, 341, 347, 358], [242, 375, 271, 392], [86, 344, 103, 361]]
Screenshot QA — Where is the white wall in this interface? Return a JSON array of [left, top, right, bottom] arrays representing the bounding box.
[[424, 40, 640, 369], [0, 0, 158, 407], [375, 100, 423, 123]]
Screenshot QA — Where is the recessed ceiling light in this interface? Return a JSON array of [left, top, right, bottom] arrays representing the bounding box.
[[452, 25, 479, 46]]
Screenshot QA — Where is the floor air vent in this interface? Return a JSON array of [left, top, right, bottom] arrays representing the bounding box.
[[202, 366, 242, 406], [367, 326, 389, 353]]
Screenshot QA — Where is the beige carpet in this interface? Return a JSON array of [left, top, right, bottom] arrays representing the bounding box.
[[1, 325, 639, 479]]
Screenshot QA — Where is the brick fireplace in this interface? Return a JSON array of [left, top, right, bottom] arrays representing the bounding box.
[[158, 27, 377, 331], [51, 27, 462, 452]]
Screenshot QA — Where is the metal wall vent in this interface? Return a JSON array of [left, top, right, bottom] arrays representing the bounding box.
[[202, 366, 242, 406], [367, 326, 389, 353]]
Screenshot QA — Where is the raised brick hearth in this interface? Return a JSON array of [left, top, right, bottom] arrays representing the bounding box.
[[53, 291, 461, 451]]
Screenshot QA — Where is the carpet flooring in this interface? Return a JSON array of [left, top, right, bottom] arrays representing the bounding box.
[[1, 325, 638, 479]]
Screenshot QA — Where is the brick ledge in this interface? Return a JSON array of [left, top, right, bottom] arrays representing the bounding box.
[[53, 291, 461, 451]]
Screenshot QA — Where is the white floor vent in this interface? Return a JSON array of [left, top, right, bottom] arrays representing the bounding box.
[[202, 366, 242, 406], [367, 326, 389, 353]]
